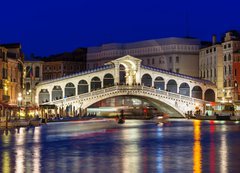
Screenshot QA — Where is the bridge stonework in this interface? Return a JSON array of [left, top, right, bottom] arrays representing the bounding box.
[[36, 55, 216, 117]]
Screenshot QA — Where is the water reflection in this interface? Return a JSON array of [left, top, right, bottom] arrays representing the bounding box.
[[220, 125, 228, 173], [0, 120, 239, 172], [15, 128, 25, 173], [121, 127, 141, 173], [209, 121, 216, 173], [2, 131, 11, 173], [193, 120, 202, 173], [33, 127, 41, 173]]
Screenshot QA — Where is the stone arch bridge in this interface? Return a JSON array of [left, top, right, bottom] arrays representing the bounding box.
[[36, 55, 216, 117]]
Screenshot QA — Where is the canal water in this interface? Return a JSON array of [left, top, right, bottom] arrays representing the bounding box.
[[0, 119, 240, 173]]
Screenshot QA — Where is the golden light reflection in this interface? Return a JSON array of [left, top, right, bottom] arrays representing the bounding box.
[[2, 133, 11, 173], [33, 127, 41, 173], [15, 128, 26, 173], [193, 120, 202, 173], [2, 151, 10, 173], [121, 128, 140, 173]]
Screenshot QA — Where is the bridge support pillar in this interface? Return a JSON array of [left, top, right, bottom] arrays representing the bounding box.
[[114, 62, 120, 85]]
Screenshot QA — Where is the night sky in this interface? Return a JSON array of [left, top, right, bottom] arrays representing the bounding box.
[[1, 0, 240, 57]]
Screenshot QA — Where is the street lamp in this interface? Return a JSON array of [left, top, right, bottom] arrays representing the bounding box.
[[17, 93, 22, 119]]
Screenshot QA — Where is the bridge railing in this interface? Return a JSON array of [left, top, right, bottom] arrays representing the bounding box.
[[44, 85, 206, 106]]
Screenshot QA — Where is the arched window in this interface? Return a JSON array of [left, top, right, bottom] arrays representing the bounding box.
[[205, 89, 215, 102], [166, 80, 177, 93], [224, 55, 227, 61], [179, 83, 190, 96], [103, 74, 114, 87], [192, 86, 203, 99], [52, 86, 63, 100], [26, 82, 30, 92], [141, 74, 152, 87], [35, 66, 40, 78], [228, 54, 231, 61], [65, 83, 76, 97], [26, 66, 31, 78], [91, 77, 101, 91], [39, 89, 50, 104], [78, 80, 89, 94], [154, 77, 165, 90]]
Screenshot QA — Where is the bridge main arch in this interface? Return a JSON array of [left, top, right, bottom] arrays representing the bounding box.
[[66, 86, 205, 118], [86, 94, 184, 117]]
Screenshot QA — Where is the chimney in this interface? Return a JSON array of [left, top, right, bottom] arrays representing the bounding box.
[[224, 32, 231, 42], [212, 35, 217, 45]]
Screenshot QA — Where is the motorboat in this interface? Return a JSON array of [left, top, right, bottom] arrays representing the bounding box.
[[154, 114, 169, 124]]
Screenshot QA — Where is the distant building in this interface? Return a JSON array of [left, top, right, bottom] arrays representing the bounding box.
[[24, 59, 44, 106], [199, 35, 224, 100], [0, 43, 24, 106], [199, 31, 240, 101], [41, 48, 87, 80], [87, 37, 201, 77], [222, 31, 240, 101]]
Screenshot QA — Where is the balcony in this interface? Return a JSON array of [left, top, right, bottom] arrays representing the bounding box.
[[2, 95, 10, 102]]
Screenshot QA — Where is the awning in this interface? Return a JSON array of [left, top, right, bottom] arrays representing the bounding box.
[[0, 102, 18, 109]]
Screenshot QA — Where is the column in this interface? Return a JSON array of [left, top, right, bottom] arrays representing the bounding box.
[[114, 62, 120, 85]]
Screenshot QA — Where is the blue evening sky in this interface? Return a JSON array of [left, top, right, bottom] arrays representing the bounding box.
[[0, 0, 239, 56]]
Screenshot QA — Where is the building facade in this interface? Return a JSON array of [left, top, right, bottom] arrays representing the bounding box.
[[222, 31, 240, 101], [87, 37, 201, 77], [199, 31, 240, 102], [41, 48, 87, 80], [24, 60, 44, 106], [199, 35, 224, 100], [0, 43, 24, 106]]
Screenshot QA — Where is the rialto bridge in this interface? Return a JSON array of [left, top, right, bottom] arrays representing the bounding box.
[[35, 55, 216, 117]]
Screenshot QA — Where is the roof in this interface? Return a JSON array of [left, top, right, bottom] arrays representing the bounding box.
[[0, 43, 21, 49], [88, 37, 201, 53], [141, 65, 215, 85]]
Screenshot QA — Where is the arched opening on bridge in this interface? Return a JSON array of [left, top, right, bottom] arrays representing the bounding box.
[[103, 73, 114, 88], [154, 76, 165, 90], [65, 83, 76, 98], [87, 95, 183, 118], [52, 86, 63, 101], [78, 80, 89, 94], [39, 89, 50, 104], [167, 80, 177, 93], [179, 83, 190, 96], [192, 86, 203, 99], [91, 77, 101, 91], [119, 64, 126, 84], [141, 74, 152, 87], [204, 89, 215, 102]]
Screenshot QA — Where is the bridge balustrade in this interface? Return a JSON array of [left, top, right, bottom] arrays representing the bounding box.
[[42, 85, 206, 111]]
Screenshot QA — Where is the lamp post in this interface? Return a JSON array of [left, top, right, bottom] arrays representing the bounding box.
[[17, 93, 22, 119]]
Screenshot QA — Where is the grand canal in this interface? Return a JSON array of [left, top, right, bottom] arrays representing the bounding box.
[[0, 119, 240, 173]]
